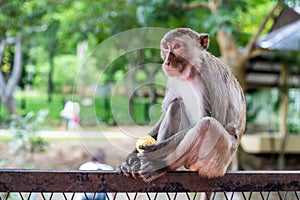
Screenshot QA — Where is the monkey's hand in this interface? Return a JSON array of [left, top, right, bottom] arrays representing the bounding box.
[[116, 152, 141, 178], [137, 143, 171, 182]]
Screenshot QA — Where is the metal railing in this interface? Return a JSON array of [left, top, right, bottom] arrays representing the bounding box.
[[0, 170, 299, 200]]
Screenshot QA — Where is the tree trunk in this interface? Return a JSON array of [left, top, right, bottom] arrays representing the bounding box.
[[46, 20, 59, 103], [6, 95, 16, 114], [277, 63, 289, 169], [47, 56, 54, 103], [47, 40, 57, 103], [77, 40, 88, 59], [216, 31, 247, 90], [0, 39, 6, 101], [0, 36, 23, 114], [127, 56, 138, 118], [148, 72, 156, 105], [143, 65, 160, 105]]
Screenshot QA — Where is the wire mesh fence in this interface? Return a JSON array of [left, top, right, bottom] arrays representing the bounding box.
[[0, 170, 299, 200], [1, 192, 300, 200]]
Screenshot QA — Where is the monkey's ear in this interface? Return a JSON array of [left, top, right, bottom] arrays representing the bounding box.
[[198, 34, 209, 49]]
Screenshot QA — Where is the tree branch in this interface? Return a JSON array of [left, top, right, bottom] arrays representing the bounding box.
[[245, 1, 283, 56], [170, 0, 223, 14], [181, 2, 209, 10], [169, 1, 209, 10], [169, 0, 223, 15], [0, 39, 6, 101], [5, 35, 22, 103]]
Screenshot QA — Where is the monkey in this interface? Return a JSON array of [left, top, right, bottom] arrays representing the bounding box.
[[117, 28, 246, 183]]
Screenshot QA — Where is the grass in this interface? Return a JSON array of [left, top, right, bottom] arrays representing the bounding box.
[[14, 91, 66, 126], [0, 90, 162, 129]]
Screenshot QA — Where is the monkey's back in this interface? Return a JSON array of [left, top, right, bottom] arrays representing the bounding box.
[[200, 53, 246, 138]]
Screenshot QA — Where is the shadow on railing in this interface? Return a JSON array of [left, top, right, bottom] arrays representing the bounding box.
[[0, 170, 300, 200]]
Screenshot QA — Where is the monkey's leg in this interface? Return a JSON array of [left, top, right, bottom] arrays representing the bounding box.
[[169, 117, 238, 178]]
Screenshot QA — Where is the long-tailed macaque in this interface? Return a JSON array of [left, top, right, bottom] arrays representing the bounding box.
[[117, 28, 246, 183]]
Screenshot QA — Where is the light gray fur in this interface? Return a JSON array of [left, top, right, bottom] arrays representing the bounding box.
[[117, 28, 246, 184]]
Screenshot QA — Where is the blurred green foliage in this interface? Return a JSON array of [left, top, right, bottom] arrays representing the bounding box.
[[0, 0, 299, 134], [5, 110, 49, 168], [0, 0, 278, 92]]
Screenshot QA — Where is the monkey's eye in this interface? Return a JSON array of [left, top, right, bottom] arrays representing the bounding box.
[[173, 44, 180, 49], [163, 44, 169, 49]]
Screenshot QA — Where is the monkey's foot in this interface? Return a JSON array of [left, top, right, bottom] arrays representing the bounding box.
[[139, 168, 168, 183], [117, 164, 141, 179], [116, 153, 141, 178]]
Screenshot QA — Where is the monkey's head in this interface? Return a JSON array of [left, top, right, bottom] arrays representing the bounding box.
[[160, 28, 209, 80]]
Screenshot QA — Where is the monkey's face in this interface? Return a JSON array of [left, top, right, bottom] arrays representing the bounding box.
[[160, 28, 210, 80], [160, 39, 191, 78]]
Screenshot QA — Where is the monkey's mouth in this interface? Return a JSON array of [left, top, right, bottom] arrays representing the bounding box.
[[164, 66, 177, 72], [163, 66, 180, 77], [165, 51, 187, 68], [175, 57, 189, 72], [163, 61, 189, 75], [163, 52, 190, 74]]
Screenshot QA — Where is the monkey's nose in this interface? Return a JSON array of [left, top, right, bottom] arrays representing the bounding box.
[[164, 60, 171, 66], [164, 52, 176, 67]]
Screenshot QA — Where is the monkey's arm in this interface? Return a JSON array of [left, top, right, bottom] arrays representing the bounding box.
[[117, 98, 188, 178], [144, 87, 179, 140], [136, 98, 193, 182], [116, 112, 166, 177], [146, 111, 166, 139], [137, 124, 193, 182]]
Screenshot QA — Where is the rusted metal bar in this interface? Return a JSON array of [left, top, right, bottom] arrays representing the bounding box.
[[0, 170, 299, 193]]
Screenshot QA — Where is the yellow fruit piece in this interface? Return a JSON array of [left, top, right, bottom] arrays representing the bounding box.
[[136, 135, 158, 153]]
